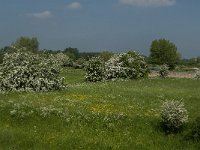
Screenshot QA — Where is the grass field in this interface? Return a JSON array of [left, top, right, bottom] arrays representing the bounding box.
[[0, 68, 200, 149]]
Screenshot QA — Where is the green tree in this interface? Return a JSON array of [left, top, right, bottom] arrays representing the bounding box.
[[197, 56, 200, 63], [12, 36, 39, 52], [63, 47, 79, 60], [150, 39, 181, 69], [99, 51, 114, 61]]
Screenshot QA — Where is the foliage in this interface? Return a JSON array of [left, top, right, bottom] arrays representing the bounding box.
[[105, 53, 128, 79], [52, 52, 72, 67], [0, 46, 18, 64], [150, 38, 181, 69], [159, 64, 169, 78], [160, 100, 188, 133], [0, 48, 65, 92], [194, 69, 200, 80], [79, 52, 100, 60], [105, 51, 149, 80], [73, 58, 86, 69], [99, 51, 114, 61], [12, 36, 39, 53], [85, 57, 105, 82], [63, 47, 79, 60]]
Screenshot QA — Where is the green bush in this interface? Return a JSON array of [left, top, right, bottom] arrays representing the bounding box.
[[85, 57, 105, 82], [0, 48, 65, 92], [160, 100, 188, 133], [159, 64, 169, 78]]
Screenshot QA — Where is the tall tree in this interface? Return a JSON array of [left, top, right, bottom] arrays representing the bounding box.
[[149, 38, 181, 69], [63, 47, 79, 60], [12, 36, 39, 52]]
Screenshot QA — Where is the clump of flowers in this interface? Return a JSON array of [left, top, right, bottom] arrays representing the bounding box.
[[161, 100, 188, 133], [0, 48, 65, 92], [105, 51, 149, 80], [159, 64, 169, 78], [85, 57, 105, 82]]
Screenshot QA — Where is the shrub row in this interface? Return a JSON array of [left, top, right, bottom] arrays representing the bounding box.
[[85, 51, 149, 82]]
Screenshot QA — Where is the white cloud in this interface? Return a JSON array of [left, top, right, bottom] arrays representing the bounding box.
[[119, 0, 176, 7], [66, 2, 82, 10], [27, 11, 53, 19]]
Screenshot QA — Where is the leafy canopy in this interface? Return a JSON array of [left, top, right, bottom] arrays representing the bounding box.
[[12, 36, 39, 53], [150, 38, 181, 69]]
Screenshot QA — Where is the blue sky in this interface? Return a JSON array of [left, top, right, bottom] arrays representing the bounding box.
[[0, 0, 200, 58]]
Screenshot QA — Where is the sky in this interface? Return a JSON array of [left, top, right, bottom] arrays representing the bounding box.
[[0, 0, 200, 58]]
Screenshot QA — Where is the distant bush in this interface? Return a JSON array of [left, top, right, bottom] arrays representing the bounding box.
[[53, 52, 72, 67], [160, 100, 188, 133], [0, 48, 65, 92], [85, 57, 105, 82], [73, 58, 86, 69], [159, 64, 169, 78], [105, 51, 149, 80]]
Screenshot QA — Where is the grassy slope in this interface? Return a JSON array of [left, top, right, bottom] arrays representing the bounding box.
[[0, 68, 199, 149]]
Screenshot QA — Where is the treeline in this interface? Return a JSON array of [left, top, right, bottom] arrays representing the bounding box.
[[1, 36, 200, 68], [0, 37, 104, 63]]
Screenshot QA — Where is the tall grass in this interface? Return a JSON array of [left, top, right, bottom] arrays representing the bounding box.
[[0, 68, 199, 149]]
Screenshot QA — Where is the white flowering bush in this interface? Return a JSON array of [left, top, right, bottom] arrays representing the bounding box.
[[161, 100, 188, 132], [194, 69, 200, 80], [159, 64, 169, 78], [53, 52, 72, 67], [85, 57, 105, 82], [105, 51, 149, 80], [0, 48, 65, 92], [105, 53, 128, 79]]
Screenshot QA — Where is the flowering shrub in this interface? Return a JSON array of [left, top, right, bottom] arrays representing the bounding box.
[[159, 64, 169, 78], [0, 48, 65, 92], [105, 51, 149, 80], [105, 53, 128, 79], [53, 52, 72, 67], [194, 69, 200, 80], [85, 57, 105, 82], [161, 100, 188, 132]]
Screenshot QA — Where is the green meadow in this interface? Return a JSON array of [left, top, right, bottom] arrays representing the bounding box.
[[0, 68, 199, 149]]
